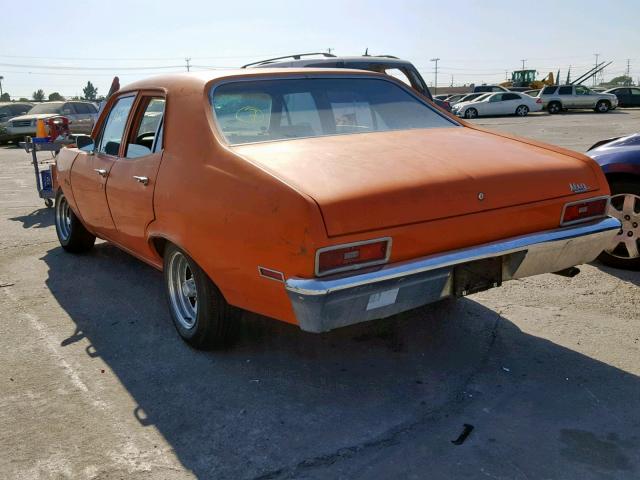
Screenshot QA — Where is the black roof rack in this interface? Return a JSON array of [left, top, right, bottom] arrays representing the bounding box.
[[242, 52, 337, 68]]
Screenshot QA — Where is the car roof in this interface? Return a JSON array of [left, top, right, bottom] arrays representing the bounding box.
[[245, 55, 415, 68], [0, 101, 32, 106], [121, 68, 393, 93]]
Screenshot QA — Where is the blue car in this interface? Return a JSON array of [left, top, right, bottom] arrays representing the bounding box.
[[587, 134, 640, 270]]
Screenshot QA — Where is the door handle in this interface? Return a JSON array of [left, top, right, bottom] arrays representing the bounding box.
[[133, 175, 149, 186], [94, 168, 108, 177]]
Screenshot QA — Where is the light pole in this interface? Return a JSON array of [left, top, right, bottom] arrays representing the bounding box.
[[0, 76, 3, 97], [593, 53, 600, 86], [430, 58, 440, 95], [520, 59, 527, 70]]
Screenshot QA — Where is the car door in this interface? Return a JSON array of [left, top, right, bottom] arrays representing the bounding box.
[[574, 85, 594, 108], [612, 88, 629, 107], [557, 85, 574, 108], [105, 94, 166, 255], [628, 88, 640, 107], [500, 93, 520, 114], [70, 95, 136, 235], [484, 93, 503, 115]]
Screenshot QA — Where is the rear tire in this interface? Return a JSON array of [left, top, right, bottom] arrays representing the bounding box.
[[598, 180, 640, 270], [547, 101, 561, 114], [595, 100, 610, 113], [464, 108, 478, 119], [515, 105, 529, 117], [163, 244, 240, 349], [55, 189, 96, 253]]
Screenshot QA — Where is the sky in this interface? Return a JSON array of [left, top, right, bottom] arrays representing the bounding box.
[[0, 0, 638, 99]]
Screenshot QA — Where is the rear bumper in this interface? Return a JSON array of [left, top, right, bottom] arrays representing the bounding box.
[[285, 217, 621, 333]]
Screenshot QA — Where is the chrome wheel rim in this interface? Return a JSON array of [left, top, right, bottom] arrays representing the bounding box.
[[549, 104, 559, 113], [606, 193, 640, 259], [55, 194, 72, 241], [516, 106, 528, 116], [598, 102, 608, 112], [466, 109, 477, 119], [167, 251, 198, 329]]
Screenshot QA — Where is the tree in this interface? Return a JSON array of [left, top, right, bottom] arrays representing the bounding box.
[[0, 92, 10, 101], [32, 89, 45, 102], [48, 92, 64, 101], [19, 97, 29, 102], [607, 75, 633, 86], [82, 81, 98, 100]]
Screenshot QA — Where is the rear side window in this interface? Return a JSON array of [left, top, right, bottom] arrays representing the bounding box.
[[10, 104, 31, 115], [503, 93, 521, 100], [73, 103, 92, 114], [97, 96, 135, 156], [126, 97, 166, 158], [558, 86, 573, 95], [542, 86, 557, 95], [211, 77, 457, 145]]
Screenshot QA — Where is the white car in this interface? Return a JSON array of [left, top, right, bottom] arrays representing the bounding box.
[[452, 92, 543, 119]]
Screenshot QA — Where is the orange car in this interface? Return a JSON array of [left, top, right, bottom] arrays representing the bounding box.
[[54, 69, 620, 349]]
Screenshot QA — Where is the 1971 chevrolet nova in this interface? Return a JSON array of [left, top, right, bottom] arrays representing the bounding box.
[[54, 69, 621, 349]]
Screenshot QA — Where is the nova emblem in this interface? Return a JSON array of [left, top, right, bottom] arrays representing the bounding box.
[[569, 183, 589, 193], [477, 192, 485, 201]]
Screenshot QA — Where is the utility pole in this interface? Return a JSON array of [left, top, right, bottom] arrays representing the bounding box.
[[450, 74, 453, 87], [430, 58, 440, 95], [327, 48, 333, 55], [0, 76, 3, 97], [520, 59, 527, 70], [505, 70, 509, 81], [593, 53, 599, 86], [626, 59, 631, 85], [185, 57, 191, 72]]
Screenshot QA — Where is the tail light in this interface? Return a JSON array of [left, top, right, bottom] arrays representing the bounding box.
[[316, 238, 391, 276], [561, 197, 609, 226], [536, 98, 542, 104]]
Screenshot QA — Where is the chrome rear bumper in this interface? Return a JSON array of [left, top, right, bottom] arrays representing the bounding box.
[[285, 217, 621, 333]]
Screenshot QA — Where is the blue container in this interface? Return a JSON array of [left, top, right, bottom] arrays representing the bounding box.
[[40, 169, 52, 192]]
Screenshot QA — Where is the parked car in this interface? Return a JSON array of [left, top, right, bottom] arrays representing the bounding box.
[[0, 102, 33, 144], [452, 91, 542, 118], [433, 94, 451, 101], [604, 87, 640, 108], [523, 89, 540, 97], [472, 84, 509, 93], [587, 133, 640, 270], [54, 69, 619, 348], [538, 85, 618, 113], [243, 52, 452, 111], [6, 100, 98, 141], [451, 92, 486, 105]]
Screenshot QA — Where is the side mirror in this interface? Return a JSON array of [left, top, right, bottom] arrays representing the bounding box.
[[76, 135, 95, 152]]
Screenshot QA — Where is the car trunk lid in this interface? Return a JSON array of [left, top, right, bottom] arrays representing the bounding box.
[[232, 128, 600, 236]]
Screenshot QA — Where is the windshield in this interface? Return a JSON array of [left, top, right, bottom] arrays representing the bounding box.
[[29, 103, 64, 114], [211, 77, 457, 145]]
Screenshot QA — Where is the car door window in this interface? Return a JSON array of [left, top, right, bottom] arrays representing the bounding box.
[[125, 97, 166, 158], [558, 86, 573, 95], [61, 103, 75, 115], [97, 96, 135, 156], [575, 86, 590, 96], [502, 93, 520, 101], [73, 103, 90, 114], [0, 107, 10, 122], [489, 94, 503, 102], [630, 89, 640, 96], [10, 104, 31, 116]]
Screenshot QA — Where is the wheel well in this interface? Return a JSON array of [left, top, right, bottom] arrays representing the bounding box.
[[605, 172, 639, 186], [150, 237, 168, 258], [598, 99, 611, 105]]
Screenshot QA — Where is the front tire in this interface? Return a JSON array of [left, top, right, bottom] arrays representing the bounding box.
[[164, 244, 239, 349], [595, 100, 610, 113], [55, 189, 96, 253], [464, 108, 478, 119], [598, 180, 640, 270], [547, 101, 562, 114], [515, 105, 529, 117]]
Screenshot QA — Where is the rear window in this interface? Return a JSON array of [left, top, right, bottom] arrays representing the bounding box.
[[211, 77, 456, 145]]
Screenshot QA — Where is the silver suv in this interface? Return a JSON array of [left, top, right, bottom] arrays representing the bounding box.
[[0, 102, 33, 143], [6, 100, 98, 141], [538, 85, 618, 113]]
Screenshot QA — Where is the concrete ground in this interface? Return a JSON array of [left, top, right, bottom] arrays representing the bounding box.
[[0, 109, 638, 480]]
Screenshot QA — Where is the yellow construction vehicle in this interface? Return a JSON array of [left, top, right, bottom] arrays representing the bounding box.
[[501, 70, 555, 90]]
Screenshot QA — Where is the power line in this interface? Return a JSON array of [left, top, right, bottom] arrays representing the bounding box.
[[0, 62, 184, 71]]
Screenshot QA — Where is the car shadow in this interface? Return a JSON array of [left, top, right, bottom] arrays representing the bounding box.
[[593, 261, 640, 287], [41, 244, 640, 479], [9, 208, 55, 229]]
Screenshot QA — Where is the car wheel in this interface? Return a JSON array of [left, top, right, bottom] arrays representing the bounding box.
[[55, 189, 96, 253], [547, 101, 561, 114], [595, 100, 610, 113], [164, 244, 240, 349], [515, 105, 529, 117], [464, 108, 478, 119], [598, 180, 640, 270]]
